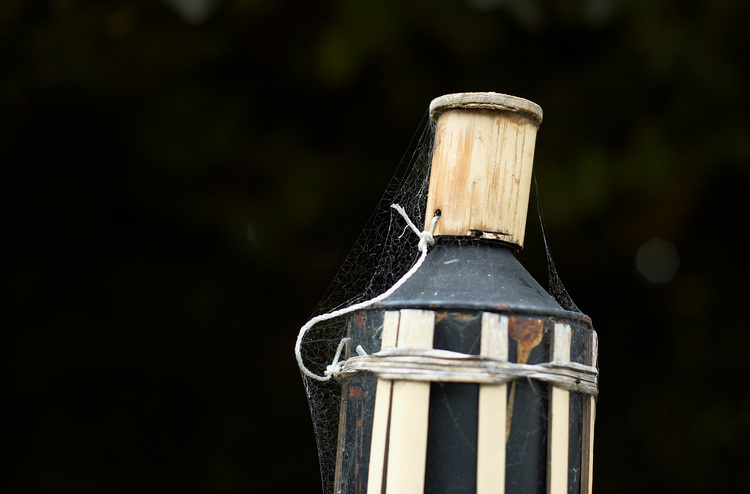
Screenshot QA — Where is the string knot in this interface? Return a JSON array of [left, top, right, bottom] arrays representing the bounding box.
[[324, 337, 350, 379], [417, 230, 434, 251], [390, 204, 439, 253], [325, 363, 342, 378]]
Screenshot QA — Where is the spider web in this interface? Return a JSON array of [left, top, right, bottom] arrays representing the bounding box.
[[296, 113, 581, 493], [297, 114, 435, 493]]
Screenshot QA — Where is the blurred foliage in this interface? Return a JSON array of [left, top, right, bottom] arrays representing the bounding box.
[[2, 0, 749, 492]]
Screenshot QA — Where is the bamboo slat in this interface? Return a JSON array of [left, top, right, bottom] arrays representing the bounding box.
[[581, 330, 598, 494], [547, 323, 571, 494], [383, 309, 435, 494], [367, 311, 401, 494], [477, 312, 509, 494]]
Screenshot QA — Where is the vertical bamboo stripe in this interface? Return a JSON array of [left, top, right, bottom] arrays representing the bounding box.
[[384, 309, 435, 494], [547, 323, 571, 494], [477, 313, 509, 494], [581, 330, 598, 494], [367, 311, 401, 494]]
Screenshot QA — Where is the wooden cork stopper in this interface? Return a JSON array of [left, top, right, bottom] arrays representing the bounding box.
[[425, 92, 543, 249]]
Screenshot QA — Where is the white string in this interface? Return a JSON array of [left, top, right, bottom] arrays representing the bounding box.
[[295, 204, 441, 382]]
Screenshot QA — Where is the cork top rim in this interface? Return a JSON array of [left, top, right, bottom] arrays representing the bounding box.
[[429, 92, 543, 125]]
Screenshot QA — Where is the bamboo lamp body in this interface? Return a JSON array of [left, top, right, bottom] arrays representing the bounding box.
[[331, 93, 597, 494]]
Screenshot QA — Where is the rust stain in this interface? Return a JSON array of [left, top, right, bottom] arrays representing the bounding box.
[[491, 303, 511, 311], [348, 386, 364, 398], [506, 383, 516, 442], [508, 316, 545, 364], [452, 312, 478, 321], [435, 311, 477, 323], [352, 311, 367, 336], [506, 317, 545, 441], [354, 403, 365, 492]]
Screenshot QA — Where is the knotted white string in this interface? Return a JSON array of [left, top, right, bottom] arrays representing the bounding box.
[[295, 204, 440, 382]]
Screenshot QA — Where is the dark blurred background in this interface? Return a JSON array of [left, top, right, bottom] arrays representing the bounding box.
[[3, 0, 749, 492]]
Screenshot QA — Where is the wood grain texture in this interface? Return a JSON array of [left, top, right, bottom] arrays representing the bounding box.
[[424, 104, 539, 248]]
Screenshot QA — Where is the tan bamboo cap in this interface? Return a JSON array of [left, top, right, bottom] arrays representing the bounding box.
[[429, 92, 543, 126], [425, 92, 543, 248]]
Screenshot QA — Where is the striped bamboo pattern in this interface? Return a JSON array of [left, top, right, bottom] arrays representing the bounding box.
[[337, 310, 597, 494]]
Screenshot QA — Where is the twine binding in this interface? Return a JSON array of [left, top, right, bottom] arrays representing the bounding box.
[[329, 346, 599, 396]]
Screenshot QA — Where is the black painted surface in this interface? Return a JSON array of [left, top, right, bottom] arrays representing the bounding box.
[[338, 311, 384, 494], [380, 238, 579, 320], [424, 312, 481, 494]]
